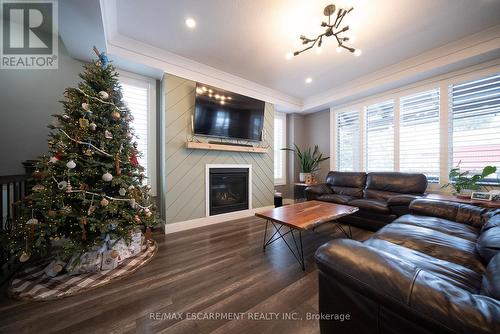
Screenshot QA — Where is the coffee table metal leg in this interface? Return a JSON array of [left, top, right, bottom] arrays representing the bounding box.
[[262, 221, 306, 271], [290, 229, 305, 271], [262, 220, 269, 251], [334, 220, 352, 239]]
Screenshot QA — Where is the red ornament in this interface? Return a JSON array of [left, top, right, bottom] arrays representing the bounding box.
[[55, 151, 63, 160], [130, 153, 139, 167]]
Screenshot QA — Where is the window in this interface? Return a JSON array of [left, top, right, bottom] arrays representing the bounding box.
[[400, 89, 440, 181], [450, 73, 500, 182], [274, 112, 287, 185], [365, 100, 394, 171], [120, 73, 157, 194], [336, 110, 360, 171]]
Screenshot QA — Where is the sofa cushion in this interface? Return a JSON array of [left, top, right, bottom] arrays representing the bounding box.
[[477, 226, 500, 263], [372, 223, 486, 274], [317, 194, 353, 205], [481, 253, 500, 299], [481, 214, 500, 233], [392, 214, 479, 242], [348, 198, 390, 214], [366, 172, 427, 194], [364, 238, 482, 293], [326, 172, 366, 198]]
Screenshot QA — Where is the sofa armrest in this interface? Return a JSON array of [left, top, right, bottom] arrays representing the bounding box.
[[387, 194, 422, 207], [315, 239, 500, 334], [409, 198, 490, 228], [304, 183, 332, 200]]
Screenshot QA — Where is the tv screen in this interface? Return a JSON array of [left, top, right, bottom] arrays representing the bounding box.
[[193, 83, 265, 141]]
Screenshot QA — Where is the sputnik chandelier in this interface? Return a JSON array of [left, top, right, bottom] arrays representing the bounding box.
[[293, 4, 361, 57]]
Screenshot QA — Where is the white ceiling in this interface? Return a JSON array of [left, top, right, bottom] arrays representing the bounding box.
[[113, 0, 500, 101]]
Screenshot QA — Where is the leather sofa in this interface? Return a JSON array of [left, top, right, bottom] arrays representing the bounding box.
[[315, 199, 500, 334], [305, 172, 428, 230]]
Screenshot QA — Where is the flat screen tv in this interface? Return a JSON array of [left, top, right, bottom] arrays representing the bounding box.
[[193, 83, 265, 141]]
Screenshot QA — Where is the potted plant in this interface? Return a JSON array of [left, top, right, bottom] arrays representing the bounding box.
[[282, 144, 329, 184], [442, 162, 497, 198]]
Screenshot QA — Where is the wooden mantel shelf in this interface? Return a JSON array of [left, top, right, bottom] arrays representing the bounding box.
[[186, 141, 268, 154]]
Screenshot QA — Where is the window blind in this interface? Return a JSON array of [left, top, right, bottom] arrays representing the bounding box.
[[121, 82, 150, 176], [365, 100, 394, 171], [337, 110, 359, 171], [274, 113, 286, 184], [450, 73, 500, 182], [400, 89, 440, 181]]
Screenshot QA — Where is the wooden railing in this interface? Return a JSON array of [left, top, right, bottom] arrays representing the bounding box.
[[1, 174, 29, 230]]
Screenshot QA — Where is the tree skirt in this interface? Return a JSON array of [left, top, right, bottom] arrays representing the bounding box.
[[8, 240, 157, 301]]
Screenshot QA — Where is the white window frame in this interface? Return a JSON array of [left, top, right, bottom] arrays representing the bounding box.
[[119, 70, 157, 196], [330, 61, 500, 192], [274, 111, 287, 185]]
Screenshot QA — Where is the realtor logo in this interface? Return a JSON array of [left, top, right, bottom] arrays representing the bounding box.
[[1, 0, 58, 69]]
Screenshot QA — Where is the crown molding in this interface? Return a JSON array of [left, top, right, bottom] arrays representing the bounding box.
[[302, 24, 500, 112]]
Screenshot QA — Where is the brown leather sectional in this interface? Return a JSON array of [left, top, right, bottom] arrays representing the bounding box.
[[305, 171, 428, 230], [315, 198, 500, 333]]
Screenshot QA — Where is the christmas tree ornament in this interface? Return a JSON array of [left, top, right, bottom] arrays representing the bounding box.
[[62, 114, 70, 120], [130, 152, 139, 167], [32, 184, 46, 192], [114, 153, 122, 175], [27, 217, 39, 225], [130, 199, 137, 209], [87, 205, 96, 215], [102, 172, 113, 182], [57, 180, 67, 190], [19, 251, 31, 263], [99, 91, 109, 99], [79, 183, 89, 190], [60, 205, 72, 214], [144, 208, 152, 217], [65, 180, 73, 193], [100, 198, 109, 207], [79, 118, 90, 128], [128, 185, 135, 190], [82, 102, 90, 111], [66, 160, 76, 169], [83, 148, 93, 157], [48, 210, 57, 217], [105, 130, 113, 139], [111, 110, 121, 120], [119, 188, 126, 196], [55, 151, 63, 160], [49, 156, 59, 164], [133, 215, 141, 223], [32, 170, 43, 179], [90, 122, 97, 131]]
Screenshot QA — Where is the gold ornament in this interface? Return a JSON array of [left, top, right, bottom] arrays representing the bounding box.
[[83, 148, 93, 156], [79, 118, 90, 128], [32, 184, 46, 192], [100, 198, 109, 207], [111, 111, 121, 120], [19, 251, 31, 263]]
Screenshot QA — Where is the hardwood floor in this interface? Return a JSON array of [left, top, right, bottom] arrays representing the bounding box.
[[0, 216, 372, 334]]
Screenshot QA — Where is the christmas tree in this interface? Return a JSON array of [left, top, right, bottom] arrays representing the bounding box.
[[4, 48, 156, 272]]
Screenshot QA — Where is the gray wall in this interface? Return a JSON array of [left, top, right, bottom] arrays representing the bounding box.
[[164, 74, 274, 224], [275, 110, 330, 199], [0, 40, 83, 175]]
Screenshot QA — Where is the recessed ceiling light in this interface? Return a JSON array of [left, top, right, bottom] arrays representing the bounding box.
[[354, 49, 362, 57], [185, 18, 196, 29], [285, 52, 293, 60], [305, 77, 313, 84], [315, 47, 322, 55], [336, 46, 342, 53]]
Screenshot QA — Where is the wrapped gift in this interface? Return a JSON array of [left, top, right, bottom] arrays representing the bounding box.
[[67, 251, 102, 275], [101, 250, 119, 271], [128, 231, 143, 256], [109, 239, 132, 262]]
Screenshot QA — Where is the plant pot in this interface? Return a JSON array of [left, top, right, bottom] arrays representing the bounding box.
[[299, 172, 311, 183], [455, 189, 473, 199]]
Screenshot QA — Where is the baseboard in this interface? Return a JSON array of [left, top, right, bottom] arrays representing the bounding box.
[[164, 205, 275, 234]]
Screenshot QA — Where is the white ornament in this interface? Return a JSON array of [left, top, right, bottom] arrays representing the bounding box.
[[57, 181, 67, 190], [102, 172, 113, 182], [99, 91, 109, 99], [27, 218, 39, 225], [66, 160, 76, 169], [49, 156, 58, 164], [90, 122, 97, 131], [105, 130, 113, 139], [119, 188, 126, 196], [128, 185, 135, 190], [82, 102, 90, 111], [130, 199, 137, 209]]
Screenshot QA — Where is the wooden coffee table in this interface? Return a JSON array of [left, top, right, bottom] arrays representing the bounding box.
[[255, 200, 358, 271]]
